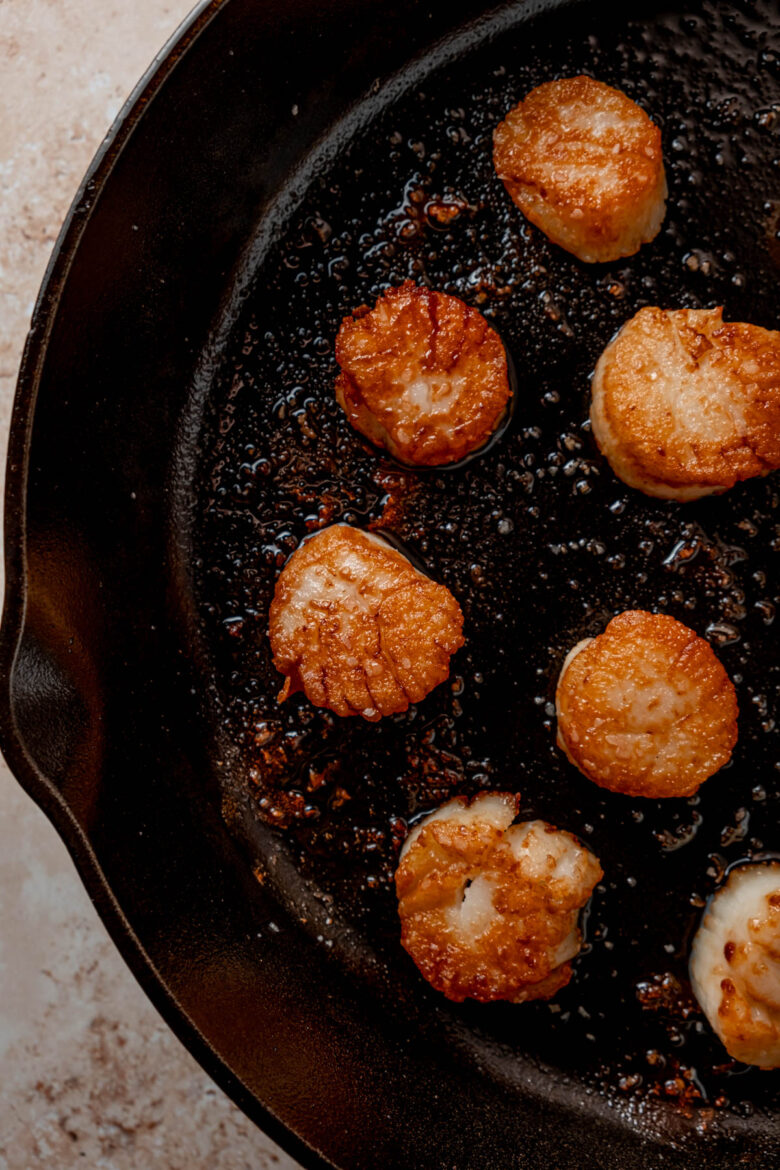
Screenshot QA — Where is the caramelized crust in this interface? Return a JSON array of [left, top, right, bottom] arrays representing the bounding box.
[[335, 281, 511, 466], [690, 863, 780, 1068], [591, 306, 780, 500], [396, 793, 602, 1003], [268, 525, 464, 720], [556, 610, 738, 799], [493, 75, 667, 263]]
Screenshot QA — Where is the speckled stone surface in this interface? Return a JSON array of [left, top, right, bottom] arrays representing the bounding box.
[[0, 5, 300, 1167]]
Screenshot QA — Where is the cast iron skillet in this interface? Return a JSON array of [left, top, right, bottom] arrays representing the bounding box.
[[2, 0, 780, 1166]]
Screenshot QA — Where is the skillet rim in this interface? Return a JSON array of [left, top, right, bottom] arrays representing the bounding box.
[[0, 2, 334, 1165]]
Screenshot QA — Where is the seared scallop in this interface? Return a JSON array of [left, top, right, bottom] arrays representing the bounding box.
[[556, 611, 738, 799], [690, 863, 780, 1068], [335, 281, 512, 466], [395, 792, 602, 1003], [493, 75, 667, 263], [268, 525, 464, 720], [591, 306, 780, 500]]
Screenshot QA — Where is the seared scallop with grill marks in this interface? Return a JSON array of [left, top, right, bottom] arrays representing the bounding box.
[[335, 281, 512, 466], [396, 792, 602, 1003], [268, 525, 464, 721]]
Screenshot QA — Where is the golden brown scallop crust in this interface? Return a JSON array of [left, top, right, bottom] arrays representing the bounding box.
[[717, 973, 780, 1068], [335, 281, 512, 466], [396, 793, 603, 1003], [268, 526, 464, 721], [556, 610, 738, 799], [493, 75, 667, 263], [591, 306, 780, 500]]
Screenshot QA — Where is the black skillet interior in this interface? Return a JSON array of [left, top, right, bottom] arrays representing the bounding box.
[[3, 0, 780, 1167]]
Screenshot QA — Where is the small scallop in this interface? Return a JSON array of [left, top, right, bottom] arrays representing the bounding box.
[[556, 611, 738, 799], [690, 863, 780, 1068], [591, 306, 780, 500], [268, 525, 464, 720], [335, 281, 512, 466], [395, 792, 602, 1003], [493, 75, 667, 263]]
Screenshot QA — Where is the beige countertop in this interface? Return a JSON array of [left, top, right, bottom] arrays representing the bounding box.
[[0, 4, 300, 1167]]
